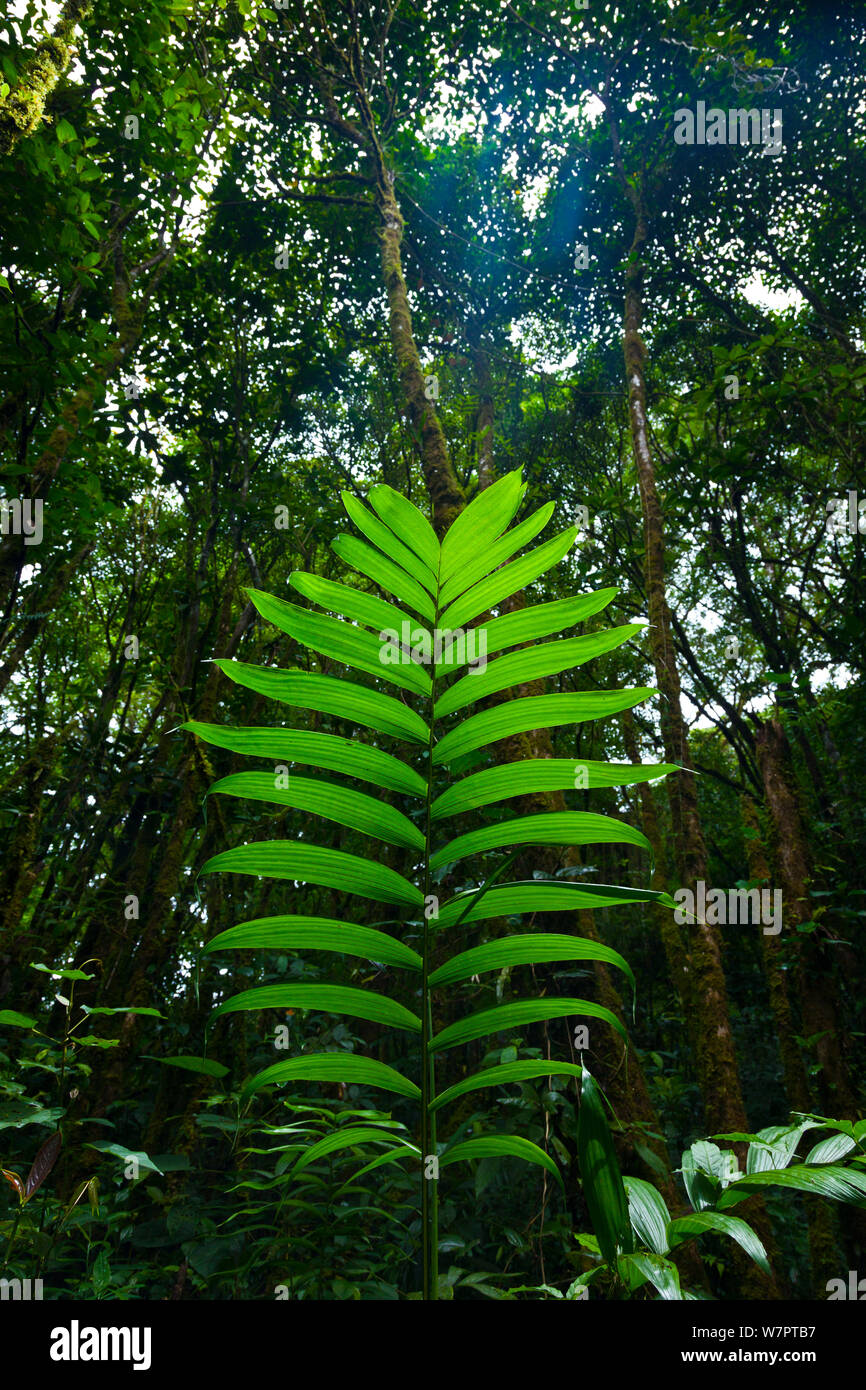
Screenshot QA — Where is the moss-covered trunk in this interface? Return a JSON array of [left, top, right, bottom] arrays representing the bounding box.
[[754, 715, 859, 1118], [0, 0, 92, 157], [375, 173, 464, 535], [741, 792, 840, 1297], [620, 203, 748, 1140]]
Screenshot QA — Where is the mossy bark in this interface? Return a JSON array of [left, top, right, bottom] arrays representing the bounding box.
[[741, 793, 840, 1297], [376, 174, 464, 534], [471, 340, 495, 490], [0, 0, 92, 158], [312, 63, 464, 534], [741, 796, 810, 1109], [0, 542, 94, 696], [0, 733, 57, 944], [83, 566, 242, 1116], [755, 717, 859, 1118], [621, 707, 692, 1023]]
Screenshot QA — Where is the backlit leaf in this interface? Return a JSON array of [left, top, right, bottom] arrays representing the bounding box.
[[199, 842, 424, 906], [431, 998, 626, 1051], [211, 984, 422, 1033], [204, 916, 422, 971], [430, 1061, 583, 1113], [439, 1134, 563, 1190], [241, 1055, 421, 1103]]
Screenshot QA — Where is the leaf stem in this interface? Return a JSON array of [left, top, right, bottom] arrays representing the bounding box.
[[419, 595, 442, 1300], [3, 1204, 22, 1269]]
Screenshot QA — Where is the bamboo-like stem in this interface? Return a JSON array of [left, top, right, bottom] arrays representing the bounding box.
[[419, 589, 442, 1300]]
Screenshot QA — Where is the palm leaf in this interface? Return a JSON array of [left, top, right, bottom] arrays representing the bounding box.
[[208, 771, 425, 849], [716, 1163, 866, 1209], [432, 689, 656, 764], [430, 811, 651, 870], [666, 1210, 771, 1275], [805, 1133, 857, 1164], [330, 534, 436, 620], [366, 483, 441, 572], [241, 1055, 421, 1103], [203, 916, 422, 972], [434, 881, 674, 928], [431, 758, 679, 819], [212, 661, 430, 743], [244, 588, 432, 695], [190, 466, 673, 1299], [467, 589, 619, 659], [341, 491, 439, 593], [211, 984, 422, 1033], [617, 1252, 682, 1300], [437, 502, 554, 606], [291, 1125, 411, 1176], [198, 843, 423, 906], [434, 627, 643, 718], [438, 469, 525, 583], [428, 933, 634, 989], [440, 527, 579, 629], [289, 571, 411, 633], [334, 1143, 421, 1195], [430, 1061, 584, 1113], [430, 998, 627, 1052], [624, 1175, 672, 1255], [182, 722, 427, 798], [439, 1135, 563, 1191], [577, 1067, 633, 1264]]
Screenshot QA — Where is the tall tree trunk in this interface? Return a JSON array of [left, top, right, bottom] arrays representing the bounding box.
[[471, 338, 495, 489], [473, 402, 707, 1285], [0, 732, 57, 946], [741, 793, 840, 1297], [0, 543, 94, 691], [754, 716, 860, 1119], [620, 707, 692, 1025], [602, 109, 780, 1290], [374, 174, 464, 534], [309, 50, 464, 535], [619, 189, 747, 1138]]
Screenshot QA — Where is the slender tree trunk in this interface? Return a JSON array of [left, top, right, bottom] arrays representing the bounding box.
[[471, 338, 495, 489], [0, 544, 94, 690], [311, 57, 464, 536], [601, 115, 780, 1288], [620, 195, 748, 1139], [375, 173, 464, 534], [0, 732, 57, 945]]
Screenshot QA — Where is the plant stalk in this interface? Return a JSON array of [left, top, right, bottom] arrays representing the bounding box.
[[420, 595, 442, 1299]]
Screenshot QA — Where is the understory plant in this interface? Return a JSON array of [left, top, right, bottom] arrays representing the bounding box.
[[184, 468, 679, 1299], [571, 1078, 866, 1300]]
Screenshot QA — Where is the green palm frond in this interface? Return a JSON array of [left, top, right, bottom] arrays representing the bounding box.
[[183, 466, 675, 1298]]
